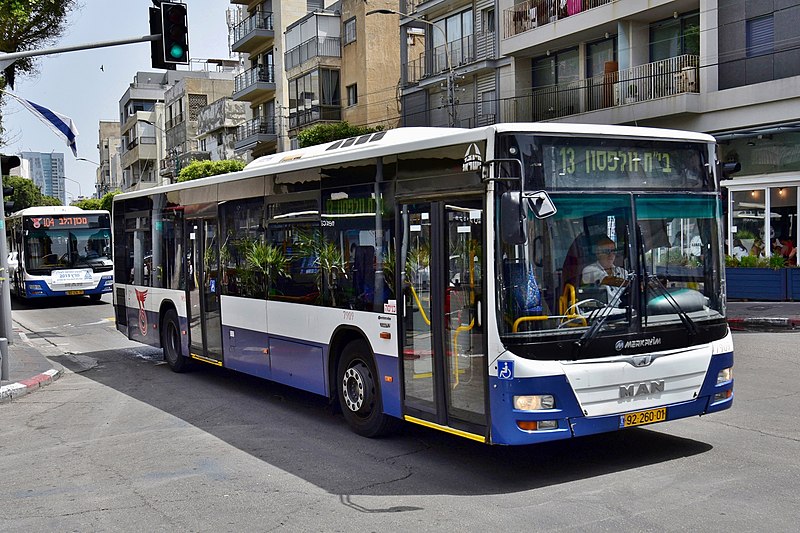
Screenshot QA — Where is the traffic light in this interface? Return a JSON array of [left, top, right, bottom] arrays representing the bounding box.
[[149, 6, 174, 70], [161, 2, 189, 65], [1, 154, 19, 177]]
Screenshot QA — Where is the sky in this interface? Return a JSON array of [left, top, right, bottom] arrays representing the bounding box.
[[3, 0, 234, 200]]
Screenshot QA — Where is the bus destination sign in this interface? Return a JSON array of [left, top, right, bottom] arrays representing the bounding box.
[[24, 214, 109, 230]]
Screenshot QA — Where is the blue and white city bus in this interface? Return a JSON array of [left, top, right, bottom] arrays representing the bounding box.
[[7, 206, 113, 300], [112, 123, 733, 444]]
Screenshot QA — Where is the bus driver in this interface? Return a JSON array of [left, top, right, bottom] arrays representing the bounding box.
[[582, 236, 625, 287]]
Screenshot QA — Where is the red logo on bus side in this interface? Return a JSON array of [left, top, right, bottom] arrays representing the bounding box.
[[31, 218, 42, 229], [134, 289, 148, 337]]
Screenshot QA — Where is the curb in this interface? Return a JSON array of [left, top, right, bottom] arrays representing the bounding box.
[[0, 368, 63, 403], [727, 317, 800, 331]]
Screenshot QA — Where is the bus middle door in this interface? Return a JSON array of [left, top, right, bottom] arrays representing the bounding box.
[[399, 199, 488, 441], [186, 217, 223, 366]]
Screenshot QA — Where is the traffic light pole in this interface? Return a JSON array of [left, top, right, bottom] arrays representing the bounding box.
[[0, 187, 11, 379], [0, 34, 160, 71]]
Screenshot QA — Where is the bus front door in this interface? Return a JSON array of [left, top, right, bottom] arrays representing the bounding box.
[[187, 218, 223, 366], [400, 200, 488, 440]]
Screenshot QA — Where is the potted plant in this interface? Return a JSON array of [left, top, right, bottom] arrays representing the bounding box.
[[725, 253, 789, 301]]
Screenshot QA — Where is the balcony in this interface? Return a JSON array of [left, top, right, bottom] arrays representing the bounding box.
[[500, 55, 699, 121], [233, 65, 276, 102], [503, 0, 613, 39], [284, 36, 341, 72], [235, 117, 278, 151], [403, 32, 496, 86], [288, 105, 342, 130], [231, 11, 274, 53]]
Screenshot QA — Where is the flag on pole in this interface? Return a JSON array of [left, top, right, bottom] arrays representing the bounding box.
[[8, 92, 79, 157]]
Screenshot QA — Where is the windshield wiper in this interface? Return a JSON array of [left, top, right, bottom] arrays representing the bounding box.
[[573, 270, 636, 355], [646, 274, 698, 336]]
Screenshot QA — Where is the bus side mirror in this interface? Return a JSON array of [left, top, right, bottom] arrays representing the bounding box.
[[501, 191, 526, 244]]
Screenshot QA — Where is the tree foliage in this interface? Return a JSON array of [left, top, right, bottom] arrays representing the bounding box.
[[177, 159, 245, 182], [72, 197, 101, 210], [297, 122, 385, 148], [2, 174, 61, 212], [100, 190, 120, 212], [0, 0, 79, 144]]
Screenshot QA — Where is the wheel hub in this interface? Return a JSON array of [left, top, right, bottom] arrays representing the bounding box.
[[342, 364, 371, 413]]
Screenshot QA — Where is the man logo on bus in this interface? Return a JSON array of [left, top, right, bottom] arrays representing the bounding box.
[[463, 143, 482, 172], [134, 289, 148, 337], [31, 218, 42, 229]]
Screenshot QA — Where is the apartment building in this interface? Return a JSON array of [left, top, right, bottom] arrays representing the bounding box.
[[196, 97, 248, 162], [95, 120, 122, 197], [161, 68, 238, 181], [393, 0, 800, 255], [230, 0, 313, 157], [230, 0, 401, 154]]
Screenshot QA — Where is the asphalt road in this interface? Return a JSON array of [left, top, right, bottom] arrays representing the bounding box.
[[1, 295, 798, 531]]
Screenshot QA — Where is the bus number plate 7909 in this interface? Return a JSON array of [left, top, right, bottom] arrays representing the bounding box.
[[620, 407, 667, 428]]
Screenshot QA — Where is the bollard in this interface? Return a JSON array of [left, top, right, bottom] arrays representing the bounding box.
[[0, 337, 7, 381]]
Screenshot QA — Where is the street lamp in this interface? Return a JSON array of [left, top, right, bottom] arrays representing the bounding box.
[[76, 157, 100, 166], [366, 8, 456, 127], [63, 176, 82, 200]]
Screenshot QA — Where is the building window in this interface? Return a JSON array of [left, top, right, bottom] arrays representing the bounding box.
[[347, 84, 358, 106], [747, 15, 774, 58], [344, 18, 356, 45], [650, 12, 700, 61]]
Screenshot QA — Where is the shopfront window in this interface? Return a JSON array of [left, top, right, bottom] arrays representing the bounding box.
[[730, 187, 798, 264]]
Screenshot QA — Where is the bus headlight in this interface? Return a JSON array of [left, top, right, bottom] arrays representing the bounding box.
[[513, 394, 554, 411], [717, 367, 733, 384]]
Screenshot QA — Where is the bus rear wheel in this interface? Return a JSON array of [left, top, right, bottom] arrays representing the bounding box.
[[162, 308, 190, 373], [89, 294, 102, 302], [336, 339, 394, 438]]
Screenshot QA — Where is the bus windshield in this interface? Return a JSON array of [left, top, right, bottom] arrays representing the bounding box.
[[497, 193, 724, 351], [24, 227, 113, 275]]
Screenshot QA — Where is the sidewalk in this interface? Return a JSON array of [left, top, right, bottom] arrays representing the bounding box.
[[0, 326, 64, 403], [2, 302, 798, 402]]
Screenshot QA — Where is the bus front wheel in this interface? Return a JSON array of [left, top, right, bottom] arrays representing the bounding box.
[[162, 308, 190, 373], [336, 340, 394, 438]]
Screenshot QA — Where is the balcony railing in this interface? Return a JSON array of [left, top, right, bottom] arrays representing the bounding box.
[[231, 11, 274, 43], [503, 0, 614, 39], [236, 117, 277, 142], [288, 105, 342, 130], [284, 36, 342, 71], [404, 32, 495, 86], [234, 65, 276, 94], [500, 55, 699, 121]]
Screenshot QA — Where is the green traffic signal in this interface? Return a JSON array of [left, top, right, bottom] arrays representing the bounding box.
[[170, 44, 185, 59]]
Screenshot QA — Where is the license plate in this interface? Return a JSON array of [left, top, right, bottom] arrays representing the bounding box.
[[620, 407, 667, 428], [66, 290, 84, 295]]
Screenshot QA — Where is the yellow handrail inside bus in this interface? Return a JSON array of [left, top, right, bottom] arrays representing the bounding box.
[[408, 284, 431, 326], [559, 283, 576, 315]]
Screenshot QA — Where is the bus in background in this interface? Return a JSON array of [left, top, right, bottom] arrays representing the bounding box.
[[112, 123, 733, 445], [7, 206, 113, 300]]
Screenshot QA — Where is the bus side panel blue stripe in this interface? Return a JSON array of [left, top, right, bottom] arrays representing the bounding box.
[[222, 325, 271, 379], [374, 353, 401, 418], [269, 336, 326, 396]]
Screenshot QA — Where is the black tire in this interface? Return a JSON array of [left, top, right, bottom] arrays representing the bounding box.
[[89, 294, 102, 302], [162, 308, 191, 373], [336, 339, 395, 437]]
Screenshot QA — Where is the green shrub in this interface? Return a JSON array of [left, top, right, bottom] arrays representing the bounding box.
[[724, 255, 739, 268], [177, 159, 245, 182], [738, 255, 758, 267], [769, 254, 787, 269], [735, 229, 756, 239]]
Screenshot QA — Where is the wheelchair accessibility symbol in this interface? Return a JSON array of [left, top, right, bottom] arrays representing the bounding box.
[[498, 361, 514, 380]]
